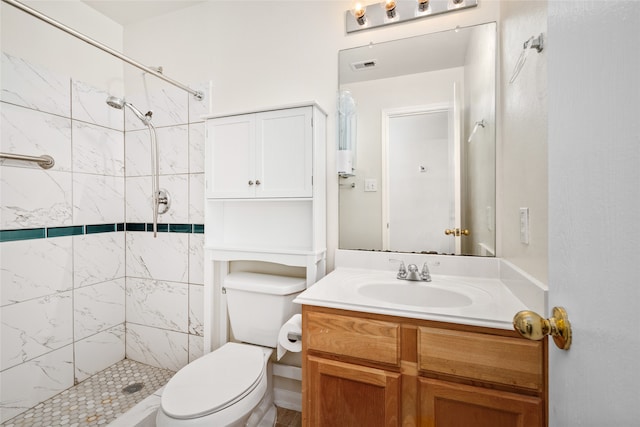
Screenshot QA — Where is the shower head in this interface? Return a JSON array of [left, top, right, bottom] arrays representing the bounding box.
[[106, 96, 150, 124], [106, 96, 124, 109]]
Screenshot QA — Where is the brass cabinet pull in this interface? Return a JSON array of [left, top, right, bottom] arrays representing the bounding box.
[[513, 307, 572, 350], [444, 228, 471, 236]]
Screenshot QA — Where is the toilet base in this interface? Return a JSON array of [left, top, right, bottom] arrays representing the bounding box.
[[253, 404, 277, 427]]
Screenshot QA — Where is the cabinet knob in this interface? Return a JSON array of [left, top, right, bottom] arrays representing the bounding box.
[[513, 306, 572, 350], [255, 180, 261, 186], [248, 180, 254, 186]]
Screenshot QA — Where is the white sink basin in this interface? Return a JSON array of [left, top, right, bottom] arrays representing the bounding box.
[[294, 267, 536, 330], [358, 282, 473, 308]]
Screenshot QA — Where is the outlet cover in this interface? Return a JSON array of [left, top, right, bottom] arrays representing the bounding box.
[[519, 207, 530, 244]]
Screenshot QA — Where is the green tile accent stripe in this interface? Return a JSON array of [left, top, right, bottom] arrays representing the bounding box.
[[126, 223, 146, 232], [0, 228, 46, 242], [146, 223, 168, 232], [86, 224, 117, 234], [47, 225, 84, 238], [169, 224, 192, 233], [0, 223, 204, 242]]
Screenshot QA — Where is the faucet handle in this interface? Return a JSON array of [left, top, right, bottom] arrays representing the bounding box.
[[396, 261, 407, 279], [421, 262, 432, 282]]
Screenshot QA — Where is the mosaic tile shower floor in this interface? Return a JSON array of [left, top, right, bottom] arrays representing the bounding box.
[[2, 359, 174, 427], [2, 358, 303, 427]]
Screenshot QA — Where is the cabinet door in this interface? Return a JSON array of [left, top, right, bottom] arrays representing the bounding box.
[[306, 356, 401, 427], [206, 114, 255, 198], [419, 378, 543, 427], [255, 107, 313, 198]]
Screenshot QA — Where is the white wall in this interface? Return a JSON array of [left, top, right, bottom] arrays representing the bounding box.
[[499, 0, 548, 283], [122, 0, 501, 271], [0, 0, 125, 93]]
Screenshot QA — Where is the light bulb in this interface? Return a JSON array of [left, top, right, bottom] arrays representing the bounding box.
[[353, 3, 366, 25], [384, 0, 397, 19]]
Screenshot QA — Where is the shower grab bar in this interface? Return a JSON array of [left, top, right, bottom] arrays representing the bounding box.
[[0, 152, 55, 169], [2, 0, 205, 102]]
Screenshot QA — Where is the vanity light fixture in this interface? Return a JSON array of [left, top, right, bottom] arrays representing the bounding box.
[[346, 0, 478, 33]]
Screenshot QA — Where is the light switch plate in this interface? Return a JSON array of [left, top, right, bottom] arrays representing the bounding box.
[[364, 179, 378, 192]]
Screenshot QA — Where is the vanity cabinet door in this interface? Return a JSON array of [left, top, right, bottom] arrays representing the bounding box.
[[419, 378, 543, 427], [306, 355, 401, 427]]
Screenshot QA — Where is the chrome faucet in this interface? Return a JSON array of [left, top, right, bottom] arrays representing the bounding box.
[[396, 261, 431, 282]]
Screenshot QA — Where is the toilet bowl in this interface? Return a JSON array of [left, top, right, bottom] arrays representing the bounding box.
[[156, 342, 275, 427]]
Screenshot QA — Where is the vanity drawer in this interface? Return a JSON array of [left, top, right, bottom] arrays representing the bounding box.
[[305, 311, 401, 366], [417, 327, 544, 391]]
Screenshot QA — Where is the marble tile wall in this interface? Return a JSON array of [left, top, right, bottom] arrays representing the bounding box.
[[122, 81, 207, 372], [0, 52, 208, 422]]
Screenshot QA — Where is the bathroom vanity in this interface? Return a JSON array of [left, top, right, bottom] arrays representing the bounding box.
[[295, 252, 548, 427]]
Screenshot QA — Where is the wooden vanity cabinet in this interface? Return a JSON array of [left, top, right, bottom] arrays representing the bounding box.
[[302, 305, 547, 427]]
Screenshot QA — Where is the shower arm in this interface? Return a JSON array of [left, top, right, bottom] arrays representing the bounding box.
[[2, 0, 204, 101]]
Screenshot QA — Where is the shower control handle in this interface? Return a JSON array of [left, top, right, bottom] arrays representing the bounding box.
[[255, 180, 261, 186], [248, 180, 254, 186]]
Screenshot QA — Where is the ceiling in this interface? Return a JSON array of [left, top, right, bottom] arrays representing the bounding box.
[[82, 0, 204, 26], [339, 26, 472, 85]]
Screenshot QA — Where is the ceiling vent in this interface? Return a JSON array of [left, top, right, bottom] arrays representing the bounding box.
[[350, 59, 378, 71]]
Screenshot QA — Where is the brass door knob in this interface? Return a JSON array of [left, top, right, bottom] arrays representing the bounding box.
[[444, 228, 470, 236], [513, 306, 572, 350]]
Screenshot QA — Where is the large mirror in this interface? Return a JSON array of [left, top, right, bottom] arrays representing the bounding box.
[[338, 22, 496, 257]]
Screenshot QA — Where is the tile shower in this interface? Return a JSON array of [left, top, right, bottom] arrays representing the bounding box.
[[0, 52, 208, 423]]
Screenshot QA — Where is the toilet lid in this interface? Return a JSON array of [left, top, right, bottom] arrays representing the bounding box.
[[160, 343, 266, 419]]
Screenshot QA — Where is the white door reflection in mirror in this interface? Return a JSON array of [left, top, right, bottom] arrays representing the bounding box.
[[383, 106, 457, 254]]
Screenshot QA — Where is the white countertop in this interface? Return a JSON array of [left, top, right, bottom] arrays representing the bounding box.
[[294, 267, 531, 330]]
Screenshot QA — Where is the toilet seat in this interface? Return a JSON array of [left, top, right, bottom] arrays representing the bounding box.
[[160, 343, 266, 420]]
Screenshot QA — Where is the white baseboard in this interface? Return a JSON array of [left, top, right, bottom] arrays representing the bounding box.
[[273, 388, 302, 412]]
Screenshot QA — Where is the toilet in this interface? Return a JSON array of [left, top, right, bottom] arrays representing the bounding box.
[[156, 272, 306, 427]]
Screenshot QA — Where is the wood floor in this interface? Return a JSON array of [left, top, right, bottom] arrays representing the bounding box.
[[276, 406, 302, 427]]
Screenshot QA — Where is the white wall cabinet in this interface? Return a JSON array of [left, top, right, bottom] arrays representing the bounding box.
[[206, 107, 313, 199], [203, 103, 327, 351]]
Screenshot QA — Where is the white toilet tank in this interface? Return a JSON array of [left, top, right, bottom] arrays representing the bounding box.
[[224, 272, 306, 347]]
